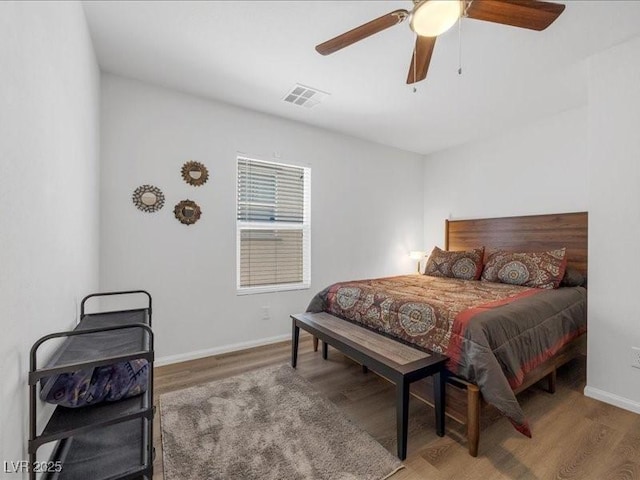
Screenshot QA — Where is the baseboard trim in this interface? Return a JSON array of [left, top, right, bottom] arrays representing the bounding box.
[[584, 385, 640, 414], [155, 333, 292, 367]]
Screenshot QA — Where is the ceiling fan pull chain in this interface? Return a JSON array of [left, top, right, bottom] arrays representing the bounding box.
[[413, 35, 418, 93], [458, 15, 463, 75]]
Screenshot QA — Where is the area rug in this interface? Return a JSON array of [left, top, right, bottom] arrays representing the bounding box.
[[160, 364, 404, 480]]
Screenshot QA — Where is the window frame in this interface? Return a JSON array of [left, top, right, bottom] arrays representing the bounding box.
[[235, 156, 311, 295]]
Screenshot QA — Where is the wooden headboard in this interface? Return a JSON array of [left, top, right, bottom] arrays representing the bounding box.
[[445, 212, 588, 275]]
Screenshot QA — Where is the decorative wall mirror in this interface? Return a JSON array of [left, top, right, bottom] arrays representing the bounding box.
[[132, 185, 165, 213], [174, 200, 202, 225], [181, 161, 209, 186]]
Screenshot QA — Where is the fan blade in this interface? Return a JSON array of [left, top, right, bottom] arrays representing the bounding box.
[[466, 0, 565, 31], [315, 9, 409, 56], [407, 35, 437, 84]]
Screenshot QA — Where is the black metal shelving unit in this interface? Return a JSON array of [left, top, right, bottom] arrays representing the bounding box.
[[28, 291, 154, 480]]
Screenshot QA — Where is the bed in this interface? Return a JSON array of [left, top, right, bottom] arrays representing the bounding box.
[[306, 212, 588, 456]]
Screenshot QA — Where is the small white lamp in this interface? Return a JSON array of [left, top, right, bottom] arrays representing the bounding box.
[[409, 251, 426, 273]]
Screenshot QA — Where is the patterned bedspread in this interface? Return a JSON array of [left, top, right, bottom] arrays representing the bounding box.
[[307, 275, 587, 436]]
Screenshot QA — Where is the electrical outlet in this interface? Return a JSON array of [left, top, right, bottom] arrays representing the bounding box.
[[261, 306, 270, 321], [632, 347, 640, 369]]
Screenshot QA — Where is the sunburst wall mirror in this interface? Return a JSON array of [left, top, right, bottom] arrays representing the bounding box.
[[132, 185, 165, 213], [181, 161, 209, 186], [174, 199, 202, 225]]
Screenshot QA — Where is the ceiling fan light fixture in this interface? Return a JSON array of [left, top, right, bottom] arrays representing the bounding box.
[[410, 0, 462, 37]]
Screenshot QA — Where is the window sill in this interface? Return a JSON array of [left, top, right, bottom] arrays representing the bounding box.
[[237, 283, 310, 296]]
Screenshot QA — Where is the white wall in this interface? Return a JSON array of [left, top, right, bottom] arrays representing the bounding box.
[[422, 34, 640, 414], [99, 74, 424, 364], [585, 36, 640, 413], [423, 107, 589, 249], [0, 2, 100, 475]]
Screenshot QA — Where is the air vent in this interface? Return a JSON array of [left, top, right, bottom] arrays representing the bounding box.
[[283, 84, 329, 109]]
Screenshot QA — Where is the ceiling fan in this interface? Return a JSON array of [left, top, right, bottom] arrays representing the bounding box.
[[315, 0, 566, 84]]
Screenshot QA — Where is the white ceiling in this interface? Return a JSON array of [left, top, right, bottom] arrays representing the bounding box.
[[82, 1, 640, 155]]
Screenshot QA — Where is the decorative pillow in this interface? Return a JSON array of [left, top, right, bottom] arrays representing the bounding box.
[[424, 246, 484, 280], [560, 267, 587, 288], [481, 248, 567, 289], [40, 359, 149, 408]]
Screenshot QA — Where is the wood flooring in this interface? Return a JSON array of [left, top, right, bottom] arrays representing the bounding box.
[[153, 334, 640, 480]]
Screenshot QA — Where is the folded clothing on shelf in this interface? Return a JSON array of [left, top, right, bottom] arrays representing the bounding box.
[[40, 359, 149, 408]]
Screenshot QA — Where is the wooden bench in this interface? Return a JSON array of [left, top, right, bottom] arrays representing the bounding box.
[[291, 312, 448, 460]]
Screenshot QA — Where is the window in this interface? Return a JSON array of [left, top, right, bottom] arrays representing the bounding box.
[[236, 156, 310, 294]]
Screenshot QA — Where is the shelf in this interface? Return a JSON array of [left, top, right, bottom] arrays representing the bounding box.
[[30, 292, 154, 480], [30, 310, 151, 384], [44, 418, 152, 480], [80, 309, 149, 329], [31, 393, 153, 451]]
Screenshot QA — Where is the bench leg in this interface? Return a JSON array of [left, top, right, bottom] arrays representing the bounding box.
[[547, 369, 557, 394], [291, 320, 300, 368], [322, 341, 328, 360], [467, 384, 481, 457], [434, 371, 445, 437], [313, 336, 319, 352], [396, 377, 410, 460]]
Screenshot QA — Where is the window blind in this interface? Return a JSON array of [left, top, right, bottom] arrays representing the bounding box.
[[237, 157, 310, 292]]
